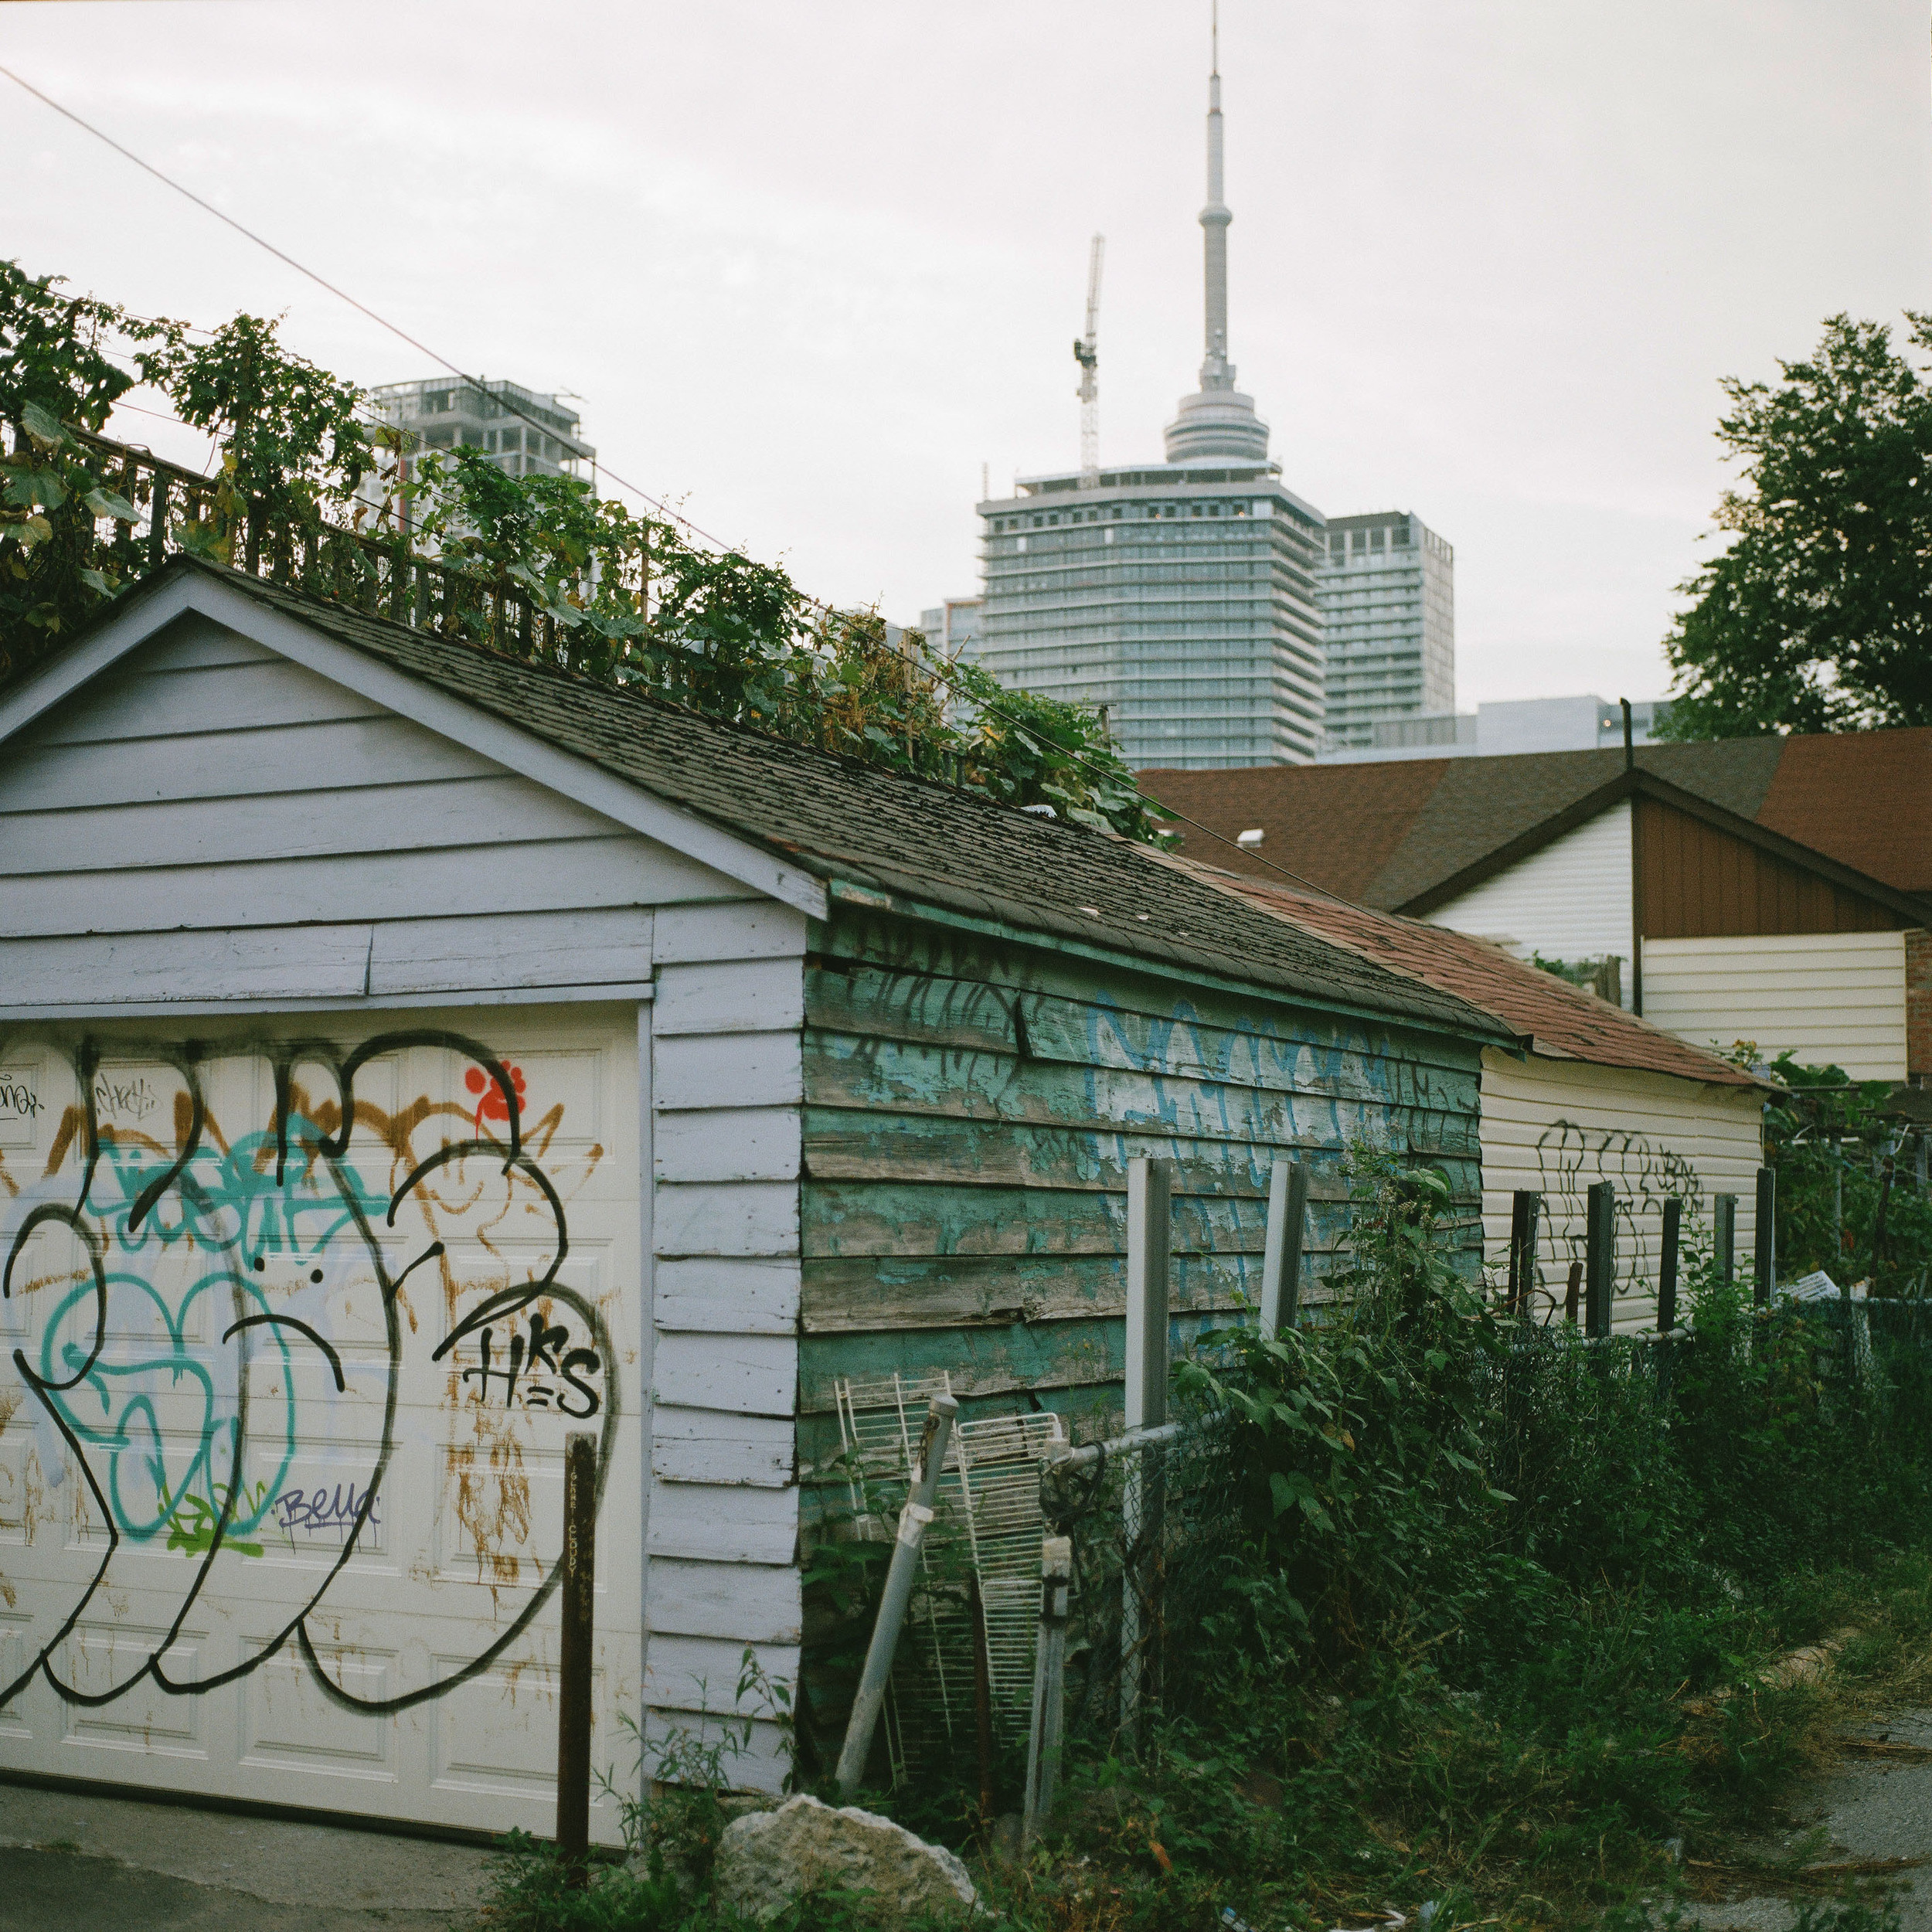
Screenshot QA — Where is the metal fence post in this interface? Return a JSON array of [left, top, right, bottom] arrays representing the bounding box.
[[1585, 1181, 1616, 1339], [1507, 1190, 1541, 1317], [835, 1393, 961, 1797], [1022, 1535, 1073, 1846], [1121, 1157, 1171, 1750], [556, 1430, 597, 1881], [1714, 1192, 1736, 1288], [1753, 1166, 1777, 1310], [1259, 1158, 1308, 1334]]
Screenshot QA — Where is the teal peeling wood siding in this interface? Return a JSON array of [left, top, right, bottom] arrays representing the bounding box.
[[798, 906, 1484, 1468]]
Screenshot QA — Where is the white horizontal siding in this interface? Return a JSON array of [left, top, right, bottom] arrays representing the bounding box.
[[1480, 1047, 1764, 1332], [1644, 931, 1907, 1081], [1429, 799, 1633, 994], [645, 903, 806, 1791], [0, 615, 761, 1009]]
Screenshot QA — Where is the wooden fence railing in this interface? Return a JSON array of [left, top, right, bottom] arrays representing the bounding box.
[[16, 422, 977, 787], [64, 426, 573, 664]]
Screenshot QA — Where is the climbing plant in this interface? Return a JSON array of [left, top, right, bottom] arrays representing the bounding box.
[[2, 257, 1171, 844]]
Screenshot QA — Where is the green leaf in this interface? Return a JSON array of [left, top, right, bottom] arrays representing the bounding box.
[[83, 487, 139, 523], [21, 400, 68, 447], [4, 468, 67, 512], [79, 568, 116, 597]]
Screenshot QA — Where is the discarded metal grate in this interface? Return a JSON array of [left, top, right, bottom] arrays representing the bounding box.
[[832, 1376, 1066, 1782]]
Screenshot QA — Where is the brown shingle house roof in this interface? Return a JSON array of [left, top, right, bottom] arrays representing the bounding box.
[[1141, 733, 1932, 913], [1158, 853, 1765, 1090]]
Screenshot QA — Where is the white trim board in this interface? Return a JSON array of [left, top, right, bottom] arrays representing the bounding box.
[[0, 572, 828, 923]]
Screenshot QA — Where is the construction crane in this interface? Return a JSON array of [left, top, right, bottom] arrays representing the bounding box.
[[1073, 233, 1104, 485]]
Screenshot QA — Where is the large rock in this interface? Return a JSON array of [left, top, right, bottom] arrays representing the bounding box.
[[713, 1793, 977, 1923]]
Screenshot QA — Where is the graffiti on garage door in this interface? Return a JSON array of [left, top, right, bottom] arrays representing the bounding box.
[[0, 1029, 614, 1716]]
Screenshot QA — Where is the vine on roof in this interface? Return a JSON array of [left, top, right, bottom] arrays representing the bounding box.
[[1, 258, 1172, 845]]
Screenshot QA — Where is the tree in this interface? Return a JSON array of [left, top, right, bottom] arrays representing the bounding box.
[[1658, 312, 1932, 740]]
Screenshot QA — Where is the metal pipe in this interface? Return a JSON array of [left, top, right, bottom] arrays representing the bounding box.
[[1046, 1420, 1185, 1471], [835, 1393, 960, 1798]]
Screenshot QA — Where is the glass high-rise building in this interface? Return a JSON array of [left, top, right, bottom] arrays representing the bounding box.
[[968, 29, 1328, 769], [1315, 511, 1455, 753]]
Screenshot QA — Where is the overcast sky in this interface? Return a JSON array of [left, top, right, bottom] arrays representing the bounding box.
[[7, 1, 1928, 706]]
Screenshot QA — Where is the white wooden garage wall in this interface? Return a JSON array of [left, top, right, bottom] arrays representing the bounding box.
[[1479, 1048, 1764, 1332], [0, 607, 811, 1811], [647, 903, 805, 1792]]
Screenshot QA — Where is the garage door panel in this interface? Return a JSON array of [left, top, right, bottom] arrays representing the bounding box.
[[0, 1006, 644, 1837]]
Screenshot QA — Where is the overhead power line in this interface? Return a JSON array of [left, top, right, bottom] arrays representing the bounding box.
[[0, 60, 1356, 911]]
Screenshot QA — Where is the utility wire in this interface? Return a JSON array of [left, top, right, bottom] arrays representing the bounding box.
[[2, 59, 1355, 910]]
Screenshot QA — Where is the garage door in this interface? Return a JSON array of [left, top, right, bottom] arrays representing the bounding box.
[[0, 1004, 643, 1841]]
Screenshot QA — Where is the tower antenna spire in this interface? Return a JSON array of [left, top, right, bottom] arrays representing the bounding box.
[[1074, 233, 1105, 485], [1201, 1, 1230, 388], [1162, 0, 1269, 462]]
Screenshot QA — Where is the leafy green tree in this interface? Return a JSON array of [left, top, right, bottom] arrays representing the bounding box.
[[1660, 312, 1932, 739], [0, 261, 153, 672]]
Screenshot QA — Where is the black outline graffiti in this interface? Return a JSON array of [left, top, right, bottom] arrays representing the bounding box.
[[1520, 1119, 1706, 1319], [0, 1028, 616, 1722]]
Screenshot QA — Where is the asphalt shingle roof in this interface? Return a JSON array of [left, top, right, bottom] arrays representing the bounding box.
[[1162, 855, 1764, 1090], [124, 560, 1515, 1044], [1140, 733, 1924, 910]]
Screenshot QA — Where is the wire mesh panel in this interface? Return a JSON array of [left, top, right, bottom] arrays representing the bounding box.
[[832, 1378, 1066, 1784], [1043, 1413, 1248, 1747]]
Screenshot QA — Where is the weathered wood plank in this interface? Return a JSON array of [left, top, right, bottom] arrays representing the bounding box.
[[804, 1031, 1474, 1151], [2, 836, 740, 937], [655, 1257, 801, 1335], [654, 1180, 799, 1260], [655, 957, 805, 1037], [801, 1106, 1475, 1196], [656, 1107, 801, 1183], [654, 1330, 797, 1416], [2, 774, 624, 877], [371, 906, 653, 995], [648, 1556, 802, 1645], [651, 1406, 795, 1487], [796, 1247, 1357, 1334], [800, 1177, 1476, 1260], [655, 1033, 803, 1111], [138, 621, 281, 672], [645, 1635, 798, 1718], [648, 1481, 798, 1565], [31, 655, 386, 745], [0, 714, 500, 815], [655, 900, 811, 966], [0, 924, 374, 1006], [808, 934, 1482, 1081], [641, 1712, 791, 1794]]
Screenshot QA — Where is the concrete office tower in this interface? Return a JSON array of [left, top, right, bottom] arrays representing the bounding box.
[[971, 24, 1326, 769], [1316, 511, 1455, 752], [370, 379, 594, 480]]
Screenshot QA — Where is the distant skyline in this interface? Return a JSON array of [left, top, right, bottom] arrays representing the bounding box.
[[5, 1, 1927, 707]]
